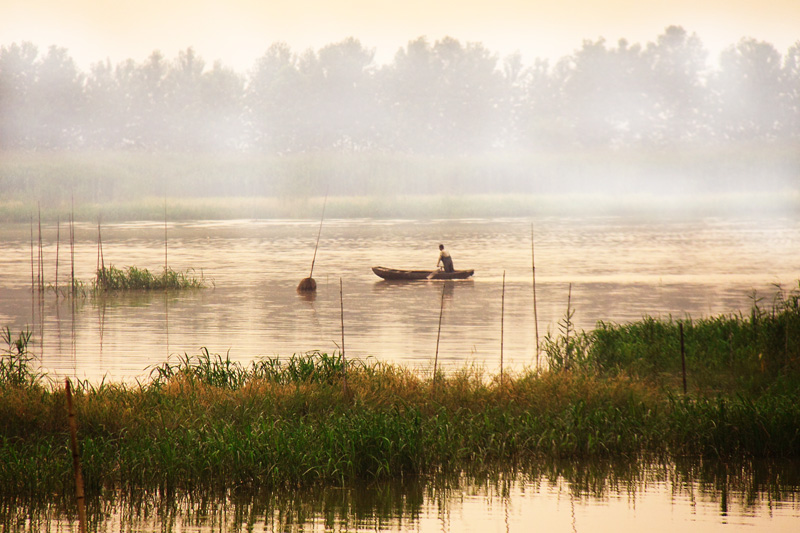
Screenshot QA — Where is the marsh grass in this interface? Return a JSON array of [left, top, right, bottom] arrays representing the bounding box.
[[543, 282, 800, 394], [95, 265, 206, 291], [2, 285, 800, 496], [1, 339, 799, 498], [0, 327, 39, 387]]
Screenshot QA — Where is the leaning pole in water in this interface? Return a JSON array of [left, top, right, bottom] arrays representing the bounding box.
[[298, 194, 328, 292]]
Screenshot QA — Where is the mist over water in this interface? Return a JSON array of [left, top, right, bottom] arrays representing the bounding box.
[[1, 26, 799, 211]]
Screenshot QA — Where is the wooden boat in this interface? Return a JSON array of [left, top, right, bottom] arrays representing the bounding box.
[[372, 266, 474, 280]]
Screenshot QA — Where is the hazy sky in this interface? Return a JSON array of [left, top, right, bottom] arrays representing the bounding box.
[[2, 0, 799, 70]]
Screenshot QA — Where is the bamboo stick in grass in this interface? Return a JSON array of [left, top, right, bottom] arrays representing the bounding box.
[[65, 379, 87, 533], [339, 277, 350, 398], [433, 281, 446, 391], [531, 223, 540, 369], [501, 270, 506, 386]]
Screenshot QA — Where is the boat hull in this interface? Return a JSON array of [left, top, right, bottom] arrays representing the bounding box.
[[372, 266, 474, 280]]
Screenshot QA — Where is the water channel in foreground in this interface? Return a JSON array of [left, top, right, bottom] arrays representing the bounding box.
[[0, 215, 798, 382]]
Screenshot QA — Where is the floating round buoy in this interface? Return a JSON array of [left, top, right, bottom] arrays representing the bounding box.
[[297, 277, 316, 291]]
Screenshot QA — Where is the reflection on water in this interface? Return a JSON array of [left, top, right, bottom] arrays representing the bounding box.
[[3, 459, 799, 532], [0, 217, 798, 382]]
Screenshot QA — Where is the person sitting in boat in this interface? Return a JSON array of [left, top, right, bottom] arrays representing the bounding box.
[[437, 244, 455, 273]]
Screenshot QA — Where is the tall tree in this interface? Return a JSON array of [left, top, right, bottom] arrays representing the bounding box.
[[384, 37, 504, 153], [643, 26, 710, 144], [0, 42, 40, 148], [712, 38, 784, 140], [558, 38, 653, 147], [312, 37, 378, 150], [247, 42, 302, 152], [33, 46, 85, 148], [781, 42, 800, 139]]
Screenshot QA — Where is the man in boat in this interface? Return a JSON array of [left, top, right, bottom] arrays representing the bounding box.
[[437, 244, 455, 273]]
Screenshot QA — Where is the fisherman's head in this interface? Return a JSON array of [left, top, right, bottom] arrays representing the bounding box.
[[439, 244, 444, 251]]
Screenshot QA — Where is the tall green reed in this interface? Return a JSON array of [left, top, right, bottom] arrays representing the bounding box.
[[95, 265, 206, 291]]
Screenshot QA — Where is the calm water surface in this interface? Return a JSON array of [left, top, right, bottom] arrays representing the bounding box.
[[1, 216, 798, 381], [2, 216, 800, 531], [7, 461, 800, 532]]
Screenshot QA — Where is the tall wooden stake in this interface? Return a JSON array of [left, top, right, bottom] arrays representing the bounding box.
[[531, 223, 540, 369], [164, 198, 168, 273], [298, 193, 328, 292], [565, 283, 572, 371], [70, 197, 75, 296], [38, 203, 44, 292], [30, 216, 35, 293], [433, 281, 446, 389], [339, 278, 349, 397], [680, 322, 687, 395], [309, 194, 328, 279], [65, 379, 87, 533], [97, 217, 105, 287], [500, 270, 506, 386], [96, 219, 101, 277], [55, 217, 60, 293]]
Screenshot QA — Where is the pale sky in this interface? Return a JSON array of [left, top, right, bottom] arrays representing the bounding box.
[[2, 0, 799, 71]]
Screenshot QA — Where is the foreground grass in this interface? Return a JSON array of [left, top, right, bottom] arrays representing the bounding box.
[[1, 350, 799, 497], [1, 284, 799, 497]]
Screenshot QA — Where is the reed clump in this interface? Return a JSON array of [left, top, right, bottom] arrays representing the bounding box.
[[95, 265, 206, 291], [567, 282, 800, 394]]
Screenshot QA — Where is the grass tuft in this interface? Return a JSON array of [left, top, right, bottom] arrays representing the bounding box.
[[95, 265, 206, 291]]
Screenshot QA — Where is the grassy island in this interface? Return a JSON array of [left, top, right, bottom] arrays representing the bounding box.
[[94, 265, 207, 291], [1, 284, 799, 498]]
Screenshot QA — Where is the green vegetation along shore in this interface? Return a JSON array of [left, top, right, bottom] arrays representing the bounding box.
[[1, 149, 798, 222], [1, 283, 799, 499]]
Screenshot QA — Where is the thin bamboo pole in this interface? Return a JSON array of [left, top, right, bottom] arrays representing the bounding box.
[[339, 278, 349, 397], [531, 223, 540, 369], [30, 216, 34, 293], [38, 203, 44, 292], [433, 281, 446, 389], [97, 217, 105, 287], [55, 217, 60, 293], [298, 193, 328, 291], [164, 198, 168, 273], [309, 197, 326, 279], [500, 270, 506, 385], [70, 198, 75, 296], [680, 322, 687, 395], [96, 219, 100, 278], [565, 283, 572, 371], [65, 379, 87, 533]]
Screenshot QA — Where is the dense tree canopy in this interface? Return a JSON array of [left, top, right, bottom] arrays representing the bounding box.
[[1, 27, 799, 153]]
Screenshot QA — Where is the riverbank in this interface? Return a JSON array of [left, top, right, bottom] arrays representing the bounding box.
[[2, 286, 799, 497], [1, 148, 798, 222], [3, 191, 800, 223]]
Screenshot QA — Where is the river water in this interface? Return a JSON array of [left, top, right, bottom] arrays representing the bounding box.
[[2, 215, 800, 531], [0, 215, 798, 381], [6, 460, 800, 532]]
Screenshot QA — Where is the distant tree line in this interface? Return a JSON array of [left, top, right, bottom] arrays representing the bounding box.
[[1, 26, 799, 153]]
